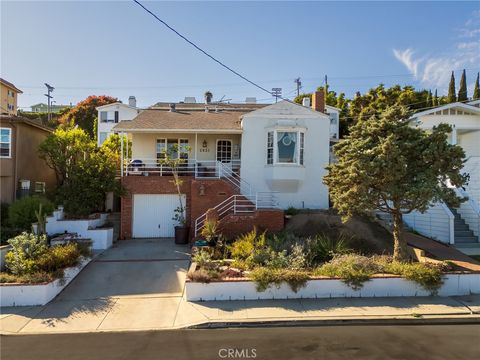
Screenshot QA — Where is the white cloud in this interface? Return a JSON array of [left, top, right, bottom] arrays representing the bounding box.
[[393, 10, 479, 91]]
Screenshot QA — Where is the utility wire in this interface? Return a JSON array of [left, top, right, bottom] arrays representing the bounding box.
[[132, 0, 277, 98]]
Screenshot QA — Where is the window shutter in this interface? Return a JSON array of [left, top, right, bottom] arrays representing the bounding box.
[[114, 111, 119, 123]]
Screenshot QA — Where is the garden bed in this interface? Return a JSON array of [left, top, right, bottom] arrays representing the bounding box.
[[186, 263, 480, 301], [187, 227, 480, 301], [0, 257, 91, 306]]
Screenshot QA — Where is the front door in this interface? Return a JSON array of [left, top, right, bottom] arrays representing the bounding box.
[[216, 140, 232, 163]]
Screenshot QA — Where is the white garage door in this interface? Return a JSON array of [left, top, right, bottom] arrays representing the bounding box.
[[132, 194, 186, 238]]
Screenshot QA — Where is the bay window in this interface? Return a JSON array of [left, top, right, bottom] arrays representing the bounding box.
[[266, 130, 305, 166]]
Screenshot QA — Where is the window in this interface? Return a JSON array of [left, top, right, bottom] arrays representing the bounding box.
[[299, 132, 304, 165], [216, 140, 232, 162], [0, 128, 11, 157], [277, 131, 297, 163], [156, 139, 188, 159], [266, 132, 274, 165], [99, 132, 108, 145], [100, 111, 115, 122], [35, 182, 46, 193], [266, 130, 305, 166]]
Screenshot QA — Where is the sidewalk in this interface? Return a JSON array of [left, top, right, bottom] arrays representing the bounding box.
[[1, 295, 479, 334]]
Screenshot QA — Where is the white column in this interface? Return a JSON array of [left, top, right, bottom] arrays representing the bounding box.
[[451, 126, 457, 145], [195, 132, 198, 160], [120, 132, 124, 177]]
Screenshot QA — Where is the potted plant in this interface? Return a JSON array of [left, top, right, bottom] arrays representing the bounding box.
[[200, 219, 219, 246], [158, 144, 191, 244]]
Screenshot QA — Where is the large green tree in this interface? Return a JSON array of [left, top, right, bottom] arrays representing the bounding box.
[[458, 69, 468, 102], [447, 72, 457, 103], [39, 128, 120, 216], [324, 105, 467, 261], [59, 95, 117, 138], [473, 73, 480, 100]]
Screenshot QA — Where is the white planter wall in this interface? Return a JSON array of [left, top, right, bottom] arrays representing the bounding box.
[[45, 208, 113, 250], [186, 274, 480, 301], [0, 258, 91, 307]]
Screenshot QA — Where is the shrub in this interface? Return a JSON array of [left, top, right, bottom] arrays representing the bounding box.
[[314, 254, 380, 290], [265, 250, 289, 269], [378, 257, 444, 293], [37, 243, 81, 273], [0, 271, 55, 284], [192, 248, 213, 268], [285, 206, 300, 216], [8, 196, 55, 231], [287, 244, 307, 270], [306, 233, 352, 266], [230, 228, 266, 260], [187, 268, 221, 283], [200, 219, 219, 243], [5, 233, 48, 275], [250, 267, 309, 292]]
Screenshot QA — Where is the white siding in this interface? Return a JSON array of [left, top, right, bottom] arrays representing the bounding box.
[[97, 104, 139, 146], [241, 101, 330, 209], [403, 203, 454, 244]]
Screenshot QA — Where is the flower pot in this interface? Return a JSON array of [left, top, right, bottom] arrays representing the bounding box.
[[174, 226, 190, 244]]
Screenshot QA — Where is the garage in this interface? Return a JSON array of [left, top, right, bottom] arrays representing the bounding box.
[[132, 194, 186, 238]]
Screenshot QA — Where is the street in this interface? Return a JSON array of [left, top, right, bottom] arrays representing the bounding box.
[[1, 324, 479, 360]]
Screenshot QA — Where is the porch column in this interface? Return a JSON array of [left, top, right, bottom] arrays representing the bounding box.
[[195, 132, 198, 160], [451, 126, 457, 145], [120, 132, 124, 177]]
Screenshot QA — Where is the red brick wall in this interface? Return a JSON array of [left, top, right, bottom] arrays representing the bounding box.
[[120, 176, 193, 239], [218, 209, 285, 239], [120, 176, 285, 241], [189, 179, 237, 235]]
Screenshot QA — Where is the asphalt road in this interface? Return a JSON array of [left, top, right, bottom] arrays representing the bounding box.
[[1, 324, 479, 360]]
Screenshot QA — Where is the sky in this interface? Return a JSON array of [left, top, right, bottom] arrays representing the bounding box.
[[1, 1, 479, 110]]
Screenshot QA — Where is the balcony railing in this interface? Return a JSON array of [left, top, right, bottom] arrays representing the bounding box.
[[122, 158, 241, 178]]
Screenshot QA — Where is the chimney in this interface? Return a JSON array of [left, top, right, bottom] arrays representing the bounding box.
[[302, 97, 311, 107], [169, 103, 176, 112], [312, 91, 325, 113], [128, 96, 136, 108]]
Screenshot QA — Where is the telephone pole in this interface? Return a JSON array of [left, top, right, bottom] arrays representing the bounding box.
[[44, 83, 54, 124], [294, 77, 302, 97], [271, 88, 282, 103]]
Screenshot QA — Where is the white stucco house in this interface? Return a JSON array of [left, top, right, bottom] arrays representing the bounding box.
[[112, 92, 332, 240], [402, 99, 480, 252], [96, 96, 140, 146]]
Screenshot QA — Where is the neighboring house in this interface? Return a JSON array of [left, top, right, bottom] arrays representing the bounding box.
[[96, 96, 140, 146], [399, 100, 480, 250], [30, 103, 71, 113], [112, 92, 331, 240], [0, 78, 23, 116], [0, 115, 57, 204]]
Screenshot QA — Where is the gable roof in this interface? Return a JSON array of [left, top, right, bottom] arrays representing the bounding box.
[[112, 108, 248, 133], [410, 102, 480, 119], [96, 102, 138, 111], [0, 115, 53, 133], [242, 100, 330, 119], [0, 78, 23, 94]]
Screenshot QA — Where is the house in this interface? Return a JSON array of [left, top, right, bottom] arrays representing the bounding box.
[[112, 92, 332, 240], [30, 103, 71, 113], [96, 96, 140, 146], [0, 115, 57, 204], [0, 78, 23, 116], [401, 100, 480, 250]]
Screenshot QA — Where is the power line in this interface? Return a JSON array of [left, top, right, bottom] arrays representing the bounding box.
[[132, 0, 276, 99]]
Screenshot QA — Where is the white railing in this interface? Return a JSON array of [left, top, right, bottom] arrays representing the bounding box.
[[122, 158, 241, 178], [194, 193, 279, 236], [455, 187, 480, 238], [402, 202, 455, 244]]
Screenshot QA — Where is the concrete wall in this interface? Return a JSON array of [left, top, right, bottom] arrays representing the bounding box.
[[241, 101, 330, 209]]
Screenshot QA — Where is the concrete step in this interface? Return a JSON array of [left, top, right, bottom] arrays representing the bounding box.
[[455, 237, 479, 243], [454, 224, 470, 231], [454, 242, 480, 248], [454, 230, 475, 237]]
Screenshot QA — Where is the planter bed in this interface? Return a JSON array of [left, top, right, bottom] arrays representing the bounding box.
[[0, 257, 91, 307], [186, 263, 480, 301]]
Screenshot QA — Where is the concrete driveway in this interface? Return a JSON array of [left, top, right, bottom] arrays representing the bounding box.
[[1, 239, 192, 333]]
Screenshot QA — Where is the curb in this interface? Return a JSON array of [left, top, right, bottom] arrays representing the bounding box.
[[187, 315, 480, 329]]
